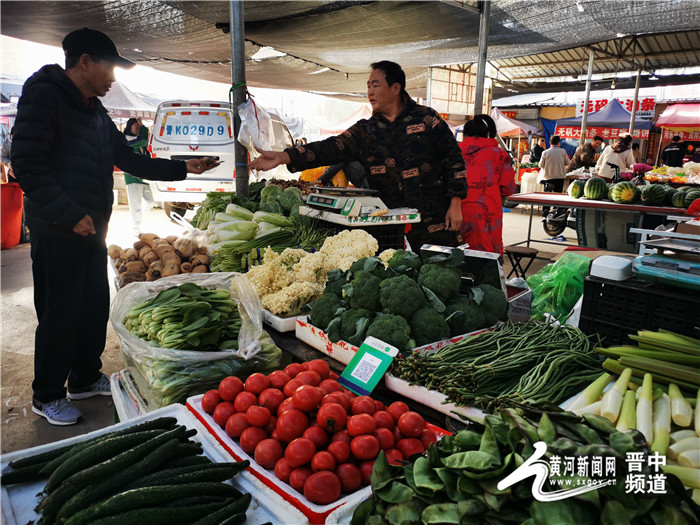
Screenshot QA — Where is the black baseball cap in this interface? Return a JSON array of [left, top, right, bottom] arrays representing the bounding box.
[[62, 28, 135, 69]]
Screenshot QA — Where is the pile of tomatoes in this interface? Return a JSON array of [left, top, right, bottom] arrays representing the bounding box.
[[200, 359, 437, 505]]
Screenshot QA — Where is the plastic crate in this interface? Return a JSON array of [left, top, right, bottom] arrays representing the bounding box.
[[316, 218, 406, 252], [579, 275, 700, 345]]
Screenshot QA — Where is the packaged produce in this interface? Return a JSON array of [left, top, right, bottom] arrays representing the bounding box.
[[526, 251, 590, 321]]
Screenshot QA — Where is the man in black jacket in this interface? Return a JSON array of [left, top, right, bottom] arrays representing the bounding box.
[[12, 28, 215, 425], [661, 136, 684, 167]]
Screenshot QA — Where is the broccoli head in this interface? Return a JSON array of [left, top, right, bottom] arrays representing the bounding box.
[[387, 249, 423, 278], [343, 270, 382, 312], [324, 268, 348, 297], [309, 293, 344, 332], [327, 308, 372, 346], [445, 295, 486, 337], [366, 313, 415, 353], [379, 275, 426, 320], [417, 263, 461, 303], [349, 257, 388, 280], [409, 307, 450, 347], [473, 284, 508, 326]]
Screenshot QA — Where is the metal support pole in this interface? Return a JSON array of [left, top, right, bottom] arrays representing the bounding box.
[[629, 67, 642, 134], [230, 0, 249, 196], [473, 0, 490, 115], [579, 50, 595, 146]]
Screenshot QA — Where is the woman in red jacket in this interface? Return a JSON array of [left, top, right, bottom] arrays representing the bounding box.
[[459, 115, 516, 256]]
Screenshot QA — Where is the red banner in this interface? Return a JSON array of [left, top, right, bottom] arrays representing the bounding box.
[[555, 126, 649, 140], [502, 110, 517, 119], [661, 129, 700, 140]]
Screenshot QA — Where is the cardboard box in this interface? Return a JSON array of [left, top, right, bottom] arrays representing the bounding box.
[[507, 285, 532, 322], [676, 219, 700, 235]]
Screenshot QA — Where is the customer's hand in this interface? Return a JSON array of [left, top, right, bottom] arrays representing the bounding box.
[[249, 149, 290, 172], [445, 197, 463, 231], [186, 158, 220, 174], [73, 215, 96, 236]]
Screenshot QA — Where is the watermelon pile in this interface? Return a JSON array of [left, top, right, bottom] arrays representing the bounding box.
[[583, 176, 608, 200], [567, 177, 700, 209]]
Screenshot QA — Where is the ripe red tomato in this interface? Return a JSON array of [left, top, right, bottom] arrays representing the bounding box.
[[274, 457, 292, 483], [246, 405, 271, 427], [347, 413, 376, 437], [301, 361, 310, 370], [374, 427, 395, 450], [331, 429, 352, 445], [359, 460, 375, 485], [267, 370, 291, 390], [384, 448, 404, 465], [292, 384, 322, 412], [277, 397, 295, 416], [336, 463, 362, 492], [285, 437, 317, 468], [254, 438, 283, 469], [419, 428, 438, 449], [212, 401, 236, 428], [296, 370, 322, 387], [374, 400, 386, 412], [218, 376, 244, 402], [303, 471, 342, 505], [201, 390, 220, 414], [392, 425, 403, 444], [373, 410, 394, 429], [239, 426, 268, 455], [289, 467, 312, 492], [351, 396, 377, 415], [233, 391, 257, 414], [327, 440, 351, 464], [351, 435, 380, 460], [307, 359, 330, 380], [319, 378, 342, 396], [283, 378, 305, 398], [321, 392, 349, 410], [311, 451, 336, 472], [284, 362, 305, 379], [303, 425, 329, 449], [329, 371, 340, 380], [397, 411, 425, 438], [276, 409, 309, 443], [342, 389, 357, 402], [258, 388, 285, 415], [317, 403, 347, 433], [397, 438, 424, 459], [387, 401, 409, 423], [264, 415, 277, 436], [244, 373, 270, 395], [224, 412, 249, 438]]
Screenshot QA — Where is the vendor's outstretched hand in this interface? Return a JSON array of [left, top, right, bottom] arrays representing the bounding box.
[[249, 149, 290, 172], [186, 157, 220, 174]]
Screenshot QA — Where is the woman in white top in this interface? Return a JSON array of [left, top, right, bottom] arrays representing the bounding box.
[[596, 134, 635, 179]]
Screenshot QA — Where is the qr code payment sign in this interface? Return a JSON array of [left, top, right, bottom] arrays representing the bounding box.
[[351, 353, 382, 383]]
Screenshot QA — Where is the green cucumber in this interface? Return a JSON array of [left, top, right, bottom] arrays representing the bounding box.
[[45, 430, 165, 493], [84, 500, 233, 525], [190, 493, 252, 525], [160, 455, 212, 469], [127, 461, 249, 490], [0, 461, 49, 486], [63, 483, 238, 525], [218, 513, 247, 525]]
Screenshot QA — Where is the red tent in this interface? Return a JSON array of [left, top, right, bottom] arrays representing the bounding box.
[[656, 103, 700, 140]]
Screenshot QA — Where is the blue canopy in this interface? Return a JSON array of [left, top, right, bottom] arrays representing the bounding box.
[[555, 99, 652, 131]]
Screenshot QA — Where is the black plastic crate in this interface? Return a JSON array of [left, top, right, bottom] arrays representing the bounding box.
[[316, 219, 406, 253], [579, 275, 700, 345]]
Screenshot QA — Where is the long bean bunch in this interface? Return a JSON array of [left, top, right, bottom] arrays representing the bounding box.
[[390, 320, 603, 411]]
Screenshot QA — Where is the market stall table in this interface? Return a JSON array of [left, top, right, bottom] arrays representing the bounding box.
[[505, 192, 681, 251]]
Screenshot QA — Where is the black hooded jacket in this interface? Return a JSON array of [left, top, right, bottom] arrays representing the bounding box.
[[11, 64, 187, 240]]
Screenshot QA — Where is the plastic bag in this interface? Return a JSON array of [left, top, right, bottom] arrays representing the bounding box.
[[526, 251, 591, 321], [237, 98, 275, 154]]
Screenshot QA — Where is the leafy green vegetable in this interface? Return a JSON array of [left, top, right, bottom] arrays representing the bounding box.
[[366, 313, 415, 352], [409, 307, 450, 347], [379, 275, 426, 320], [259, 184, 283, 201]]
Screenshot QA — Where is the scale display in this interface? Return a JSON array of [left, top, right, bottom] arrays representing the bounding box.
[[307, 194, 343, 209]]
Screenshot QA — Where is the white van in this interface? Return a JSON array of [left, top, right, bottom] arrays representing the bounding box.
[[148, 100, 294, 217]]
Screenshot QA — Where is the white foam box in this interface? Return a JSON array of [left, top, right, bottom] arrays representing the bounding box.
[[507, 285, 532, 323], [1, 404, 306, 525], [295, 316, 493, 366], [262, 309, 302, 332]]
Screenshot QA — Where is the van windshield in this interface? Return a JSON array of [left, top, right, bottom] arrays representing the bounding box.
[[156, 109, 233, 145]]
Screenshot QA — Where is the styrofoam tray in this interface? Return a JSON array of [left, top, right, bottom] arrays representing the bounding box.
[[110, 369, 149, 421], [295, 316, 494, 365], [262, 309, 302, 332], [187, 394, 370, 524], [1, 404, 306, 525]]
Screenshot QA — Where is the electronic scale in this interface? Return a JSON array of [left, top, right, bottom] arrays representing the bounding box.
[[305, 186, 388, 217]]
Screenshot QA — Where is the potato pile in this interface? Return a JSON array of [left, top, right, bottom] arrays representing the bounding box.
[[108, 233, 210, 287]]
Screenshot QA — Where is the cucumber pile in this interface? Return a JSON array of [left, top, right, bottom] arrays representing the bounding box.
[[1, 417, 253, 525]]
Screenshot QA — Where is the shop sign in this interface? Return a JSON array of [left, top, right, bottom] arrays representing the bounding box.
[[502, 110, 517, 118], [661, 129, 700, 140], [576, 97, 656, 119], [555, 126, 649, 140]]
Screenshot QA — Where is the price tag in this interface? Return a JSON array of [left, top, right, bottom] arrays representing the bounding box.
[[338, 336, 398, 396]]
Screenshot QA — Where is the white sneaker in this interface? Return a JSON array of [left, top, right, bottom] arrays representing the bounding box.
[[67, 373, 112, 400], [32, 398, 82, 426]]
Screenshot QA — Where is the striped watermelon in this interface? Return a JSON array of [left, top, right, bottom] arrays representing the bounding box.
[[684, 190, 700, 209], [672, 190, 687, 208], [611, 182, 640, 204], [662, 185, 677, 205], [568, 180, 585, 199], [607, 183, 615, 200], [640, 184, 668, 206], [584, 176, 608, 200]]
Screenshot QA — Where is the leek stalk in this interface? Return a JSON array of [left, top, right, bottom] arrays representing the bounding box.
[[573, 400, 602, 416], [601, 368, 632, 424], [616, 390, 636, 432], [670, 429, 697, 443], [662, 465, 700, 489], [630, 330, 700, 356], [679, 450, 700, 469], [670, 383, 693, 427], [696, 389, 700, 435], [603, 359, 698, 392], [596, 345, 700, 367], [636, 373, 653, 446], [567, 372, 612, 412], [668, 437, 700, 461], [618, 356, 699, 388], [651, 393, 671, 455]]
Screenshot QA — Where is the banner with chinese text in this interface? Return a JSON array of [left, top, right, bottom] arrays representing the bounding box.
[[554, 126, 649, 140], [660, 129, 700, 140], [576, 97, 656, 118]]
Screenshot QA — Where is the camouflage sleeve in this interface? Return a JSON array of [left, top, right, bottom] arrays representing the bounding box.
[[431, 113, 467, 199], [285, 125, 363, 173]]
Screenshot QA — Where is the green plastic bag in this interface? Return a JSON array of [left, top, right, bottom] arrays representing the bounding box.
[[526, 251, 591, 321]]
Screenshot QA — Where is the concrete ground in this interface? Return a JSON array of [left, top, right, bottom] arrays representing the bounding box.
[[0, 200, 565, 455]]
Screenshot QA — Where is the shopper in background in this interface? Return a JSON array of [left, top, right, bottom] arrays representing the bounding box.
[[538, 135, 569, 218], [596, 134, 635, 179], [530, 138, 546, 163], [661, 135, 684, 167], [1, 126, 15, 182], [123, 117, 154, 235], [458, 114, 516, 256], [631, 142, 642, 164], [12, 28, 216, 426], [566, 135, 603, 173]]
